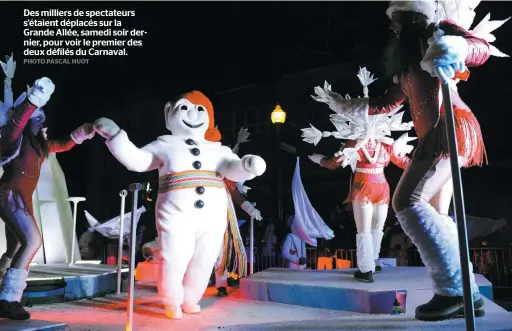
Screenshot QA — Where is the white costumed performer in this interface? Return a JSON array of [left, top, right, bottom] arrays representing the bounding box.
[[303, 67, 416, 282], [137, 127, 263, 298], [93, 91, 266, 319]]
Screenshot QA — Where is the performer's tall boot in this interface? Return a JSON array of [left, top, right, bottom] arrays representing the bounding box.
[[0, 254, 12, 289], [371, 230, 384, 273], [0, 268, 30, 320], [354, 233, 374, 283], [396, 203, 484, 321]]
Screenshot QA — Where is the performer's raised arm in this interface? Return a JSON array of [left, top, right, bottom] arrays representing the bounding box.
[[0, 78, 53, 153], [94, 117, 162, 172], [47, 123, 96, 153]]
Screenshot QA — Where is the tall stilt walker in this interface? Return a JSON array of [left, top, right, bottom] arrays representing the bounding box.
[[309, 1, 508, 321]]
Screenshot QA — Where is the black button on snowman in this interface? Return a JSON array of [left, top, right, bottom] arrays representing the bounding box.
[[187, 138, 204, 208]]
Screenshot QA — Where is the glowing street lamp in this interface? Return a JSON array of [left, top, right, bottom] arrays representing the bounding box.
[[270, 104, 285, 223], [271, 104, 286, 124]]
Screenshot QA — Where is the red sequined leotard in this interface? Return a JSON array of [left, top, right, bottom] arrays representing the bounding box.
[[0, 101, 77, 215]]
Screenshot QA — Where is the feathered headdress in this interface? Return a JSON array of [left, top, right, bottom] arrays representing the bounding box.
[[302, 67, 413, 147], [302, 67, 416, 171], [386, 0, 509, 57]]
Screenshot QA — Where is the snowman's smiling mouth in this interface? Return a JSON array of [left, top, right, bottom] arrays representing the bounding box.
[[182, 120, 204, 128]]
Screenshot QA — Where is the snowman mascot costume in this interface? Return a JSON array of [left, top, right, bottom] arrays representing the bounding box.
[[94, 91, 266, 319]]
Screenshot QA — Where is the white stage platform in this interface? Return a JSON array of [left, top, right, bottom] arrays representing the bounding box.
[[240, 267, 499, 314]]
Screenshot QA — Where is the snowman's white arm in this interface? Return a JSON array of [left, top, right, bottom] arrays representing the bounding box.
[[218, 146, 255, 182], [106, 130, 162, 172]]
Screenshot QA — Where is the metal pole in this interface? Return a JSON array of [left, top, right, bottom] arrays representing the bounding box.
[[126, 183, 143, 331], [440, 82, 475, 331], [249, 216, 254, 275], [67, 197, 86, 266], [276, 124, 283, 221], [117, 189, 128, 296]]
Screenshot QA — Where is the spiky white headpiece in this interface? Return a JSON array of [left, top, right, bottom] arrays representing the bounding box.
[[386, 0, 481, 25], [386, 0, 509, 57], [302, 67, 413, 147], [302, 67, 416, 170]]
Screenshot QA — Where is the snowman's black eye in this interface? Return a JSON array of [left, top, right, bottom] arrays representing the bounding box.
[[180, 105, 188, 110], [198, 106, 205, 112]]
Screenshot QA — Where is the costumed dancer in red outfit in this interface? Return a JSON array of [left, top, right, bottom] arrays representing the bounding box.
[[215, 177, 261, 297], [303, 67, 416, 283], [310, 0, 508, 321], [215, 127, 262, 297], [0, 56, 95, 320]]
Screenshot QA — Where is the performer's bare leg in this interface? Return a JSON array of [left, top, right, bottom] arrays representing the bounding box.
[[429, 180, 454, 216], [0, 193, 42, 320]]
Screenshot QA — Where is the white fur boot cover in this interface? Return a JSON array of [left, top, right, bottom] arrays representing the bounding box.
[[0, 254, 12, 276], [371, 230, 384, 261], [0, 254, 12, 288], [396, 203, 479, 297], [356, 233, 375, 273], [0, 268, 29, 302], [439, 214, 479, 294]]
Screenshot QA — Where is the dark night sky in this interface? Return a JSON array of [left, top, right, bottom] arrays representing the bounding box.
[[1, 1, 512, 230]]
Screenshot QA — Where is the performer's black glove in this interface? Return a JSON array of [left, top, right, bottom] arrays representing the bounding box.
[[298, 257, 307, 266]]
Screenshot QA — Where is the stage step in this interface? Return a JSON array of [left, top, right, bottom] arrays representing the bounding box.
[[239, 267, 501, 314], [0, 320, 65, 331], [25, 264, 127, 303]]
